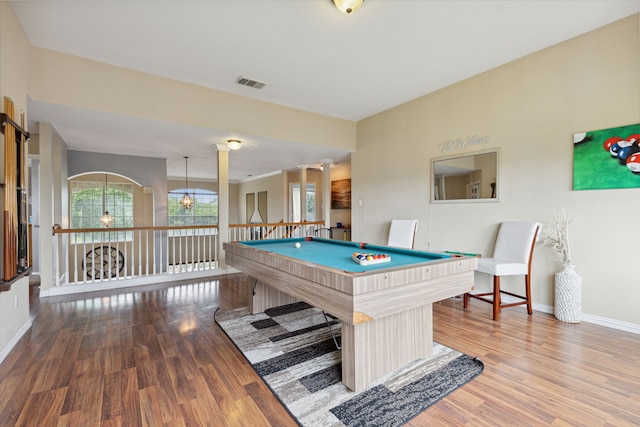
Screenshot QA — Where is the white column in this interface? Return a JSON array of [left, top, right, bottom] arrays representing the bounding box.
[[215, 144, 230, 267], [298, 165, 308, 222], [282, 172, 289, 222], [37, 123, 54, 290], [321, 159, 332, 229]]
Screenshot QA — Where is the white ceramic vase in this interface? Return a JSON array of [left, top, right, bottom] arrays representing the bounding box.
[[554, 263, 582, 323]]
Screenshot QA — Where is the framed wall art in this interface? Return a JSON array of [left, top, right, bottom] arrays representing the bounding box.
[[573, 123, 640, 190], [331, 178, 351, 209]]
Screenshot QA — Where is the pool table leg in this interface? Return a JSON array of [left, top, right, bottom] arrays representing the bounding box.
[[340, 304, 433, 392], [249, 280, 299, 313]]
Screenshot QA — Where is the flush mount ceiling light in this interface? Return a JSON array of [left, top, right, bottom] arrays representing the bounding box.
[[331, 0, 364, 14], [180, 156, 193, 210], [227, 139, 242, 150]]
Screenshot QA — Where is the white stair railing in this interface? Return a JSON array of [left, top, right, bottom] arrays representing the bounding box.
[[53, 225, 219, 286], [52, 221, 327, 288]]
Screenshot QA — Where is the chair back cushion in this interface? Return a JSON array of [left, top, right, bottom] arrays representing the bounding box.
[[492, 221, 541, 263], [387, 219, 418, 249]]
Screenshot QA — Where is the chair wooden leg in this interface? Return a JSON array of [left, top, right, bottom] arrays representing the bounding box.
[[493, 276, 501, 321], [463, 292, 469, 308], [525, 275, 533, 315]]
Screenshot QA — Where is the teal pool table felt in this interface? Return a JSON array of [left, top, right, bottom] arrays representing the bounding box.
[[238, 237, 451, 273]]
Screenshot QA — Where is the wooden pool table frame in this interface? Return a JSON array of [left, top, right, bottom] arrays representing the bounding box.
[[224, 240, 478, 392]]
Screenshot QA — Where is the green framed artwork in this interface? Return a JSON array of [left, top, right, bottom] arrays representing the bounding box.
[[573, 123, 640, 190]]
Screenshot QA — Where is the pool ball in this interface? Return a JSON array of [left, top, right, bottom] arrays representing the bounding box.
[[619, 139, 634, 148], [626, 153, 640, 173], [610, 139, 632, 157], [604, 136, 623, 152], [617, 145, 640, 164], [610, 142, 622, 157], [573, 132, 586, 144], [627, 134, 640, 145], [295, 242, 301, 248]]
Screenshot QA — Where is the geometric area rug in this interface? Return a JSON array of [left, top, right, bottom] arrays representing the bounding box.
[[215, 302, 484, 426]]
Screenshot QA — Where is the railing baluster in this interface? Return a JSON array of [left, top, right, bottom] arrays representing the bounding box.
[[54, 233, 60, 286], [121, 239, 125, 279], [159, 228, 164, 274], [71, 233, 77, 283], [91, 227, 96, 283], [144, 231, 151, 276], [215, 232, 218, 269], [137, 230, 141, 277], [194, 230, 198, 271], [195, 231, 200, 271], [107, 230, 112, 282], [81, 235, 86, 282]]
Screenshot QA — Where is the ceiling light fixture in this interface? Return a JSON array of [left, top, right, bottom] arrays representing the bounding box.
[[100, 174, 114, 228], [331, 0, 364, 14], [180, 156, 193, 210], [227, 139, 242, 150]]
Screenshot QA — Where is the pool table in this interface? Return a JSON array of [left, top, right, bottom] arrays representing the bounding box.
[[223, 237, 478, 392]]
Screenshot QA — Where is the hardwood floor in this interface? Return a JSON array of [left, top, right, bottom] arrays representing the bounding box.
[[1, 274, 638, 426]]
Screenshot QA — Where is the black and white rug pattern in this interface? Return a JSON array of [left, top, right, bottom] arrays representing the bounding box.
[[215, 302, 484, 426]]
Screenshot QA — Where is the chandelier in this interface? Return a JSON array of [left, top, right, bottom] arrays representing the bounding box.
[[180, 156, 193, 210], [100, 174, 113, 227]]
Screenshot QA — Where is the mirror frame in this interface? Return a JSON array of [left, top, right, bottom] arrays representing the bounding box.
[[431, 148, 501, 203]]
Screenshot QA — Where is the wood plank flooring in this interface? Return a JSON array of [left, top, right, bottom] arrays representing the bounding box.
[[1, 274, 638, 426]]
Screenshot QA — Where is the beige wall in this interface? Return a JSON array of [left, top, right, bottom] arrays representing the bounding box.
[[353, 14, 640, 325], [243, 160, 354, 229], [29, 48, 356, 152], [0, 2, 31, 362], [238, 173, 286, 224]]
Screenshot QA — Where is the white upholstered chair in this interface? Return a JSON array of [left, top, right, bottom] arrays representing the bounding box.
[[387, 219, 418, 249], [464, 221, 541, 321]]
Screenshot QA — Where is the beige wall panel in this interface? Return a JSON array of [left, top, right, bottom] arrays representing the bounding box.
[[238, 173, 285, 224], [28, 48, 356, 151], [353, 15, 640, 324]]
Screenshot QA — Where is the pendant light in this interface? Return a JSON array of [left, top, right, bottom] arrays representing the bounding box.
[[180, 156, 193, 210], [100, 174, 114, 228]]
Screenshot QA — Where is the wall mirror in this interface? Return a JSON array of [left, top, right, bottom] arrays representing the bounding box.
[[431, 148, 500, 203]]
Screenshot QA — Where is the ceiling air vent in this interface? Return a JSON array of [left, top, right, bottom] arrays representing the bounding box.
[[236, 76, 267, 89]]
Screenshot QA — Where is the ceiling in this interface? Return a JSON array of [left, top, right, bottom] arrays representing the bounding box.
[[11, 0, 639, 182]]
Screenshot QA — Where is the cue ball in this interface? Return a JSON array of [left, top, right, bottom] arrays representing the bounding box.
[[295, 242, 301, 248]]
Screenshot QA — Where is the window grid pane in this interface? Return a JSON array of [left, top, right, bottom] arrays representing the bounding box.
[[70, 181, 134, 243], [168, 190, 218, 236]]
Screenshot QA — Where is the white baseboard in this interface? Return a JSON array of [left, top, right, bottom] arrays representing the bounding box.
[[533, 302, 640, 335], [0, 319, 33, 366], [40, 268, 237, 298]]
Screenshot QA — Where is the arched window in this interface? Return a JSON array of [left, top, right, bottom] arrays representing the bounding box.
[[70, 180, 134, 242], [168, 189, 218, 236]]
